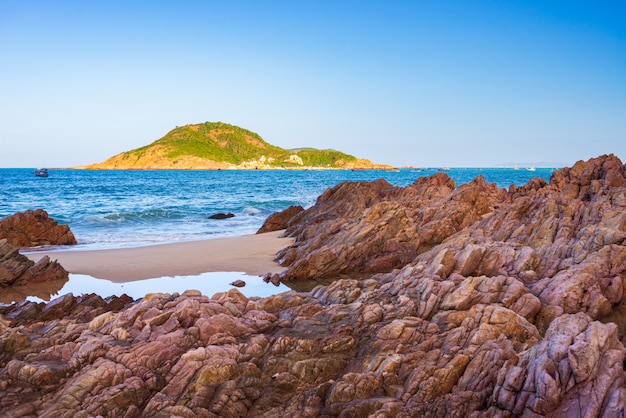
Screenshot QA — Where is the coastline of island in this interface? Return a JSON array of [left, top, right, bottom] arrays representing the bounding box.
[[74, 121, 394, 170]]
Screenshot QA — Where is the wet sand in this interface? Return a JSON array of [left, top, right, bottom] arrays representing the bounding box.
[[23, 231, 293, 282]]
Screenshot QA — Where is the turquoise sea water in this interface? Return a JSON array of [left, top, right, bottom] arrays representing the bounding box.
[[1, 167, 555, 249], [1, 167, 555, 303]]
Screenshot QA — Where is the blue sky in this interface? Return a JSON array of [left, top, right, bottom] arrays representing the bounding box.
[[1, 1, 624, 168]]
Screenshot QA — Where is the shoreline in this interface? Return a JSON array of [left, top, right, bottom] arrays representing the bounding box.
[[69, 165, 395, 171], [23, 230, 293, 282]]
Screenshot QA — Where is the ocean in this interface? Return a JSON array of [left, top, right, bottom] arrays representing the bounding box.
[[1, 167, 555, 303]]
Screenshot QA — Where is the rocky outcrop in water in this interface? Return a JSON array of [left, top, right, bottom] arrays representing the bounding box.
[[208, 212, 235, 220], [0, 209, 77, 247], [0, 154, 625, 416], [0, 238, 68, 288]]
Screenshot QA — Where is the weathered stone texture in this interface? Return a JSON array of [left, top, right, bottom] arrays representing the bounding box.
[[0, 238, 68, 288], [0, 154, 625, 416], [256, 205, 304, 234], [0, 209, 77, 247], [273, 173, 507, 287]]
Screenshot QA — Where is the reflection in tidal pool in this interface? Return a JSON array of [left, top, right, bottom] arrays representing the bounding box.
[[1, 272, 289, 305], [0, 278, 69, 304]]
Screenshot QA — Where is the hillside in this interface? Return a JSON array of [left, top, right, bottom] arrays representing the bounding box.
[[80, 122, 390, 170]]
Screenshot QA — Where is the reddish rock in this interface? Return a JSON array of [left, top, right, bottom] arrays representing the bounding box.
[[271, 174, 507, 288], [0, 238, 68, 288], [0, 209, 77, 247], [491, 313, 626, 417], [409, 154, 626, 330], [1, 269, 620, 417], [256, 205, 304, 234], [230, 279, 246, 288], [0, 155, 625, 416]]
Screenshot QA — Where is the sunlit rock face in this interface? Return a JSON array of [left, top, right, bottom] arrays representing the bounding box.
[[0, 154, 625, 416], [0, 210, 74, 301], [273, 172, 507, 288], [0, 209, 77, 247]]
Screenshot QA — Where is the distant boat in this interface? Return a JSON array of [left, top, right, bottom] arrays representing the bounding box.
[[384, 167, 400, 172], [526, 167, 536, 172], [437, 167, 450, 171], [34, 168, 49, 177]]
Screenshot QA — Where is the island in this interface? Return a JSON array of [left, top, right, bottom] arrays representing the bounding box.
[[78, 121, 392, 170]]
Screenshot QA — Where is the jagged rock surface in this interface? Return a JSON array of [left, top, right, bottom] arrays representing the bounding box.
[[0, 154, 625, 417], [0, 209, 77, 247], [0, 276, 622, 416], [409, 154, 626, 332], [0, 238, 68, 287], [273, 172, 508, 288]]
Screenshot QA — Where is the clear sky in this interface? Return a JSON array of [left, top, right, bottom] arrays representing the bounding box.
[[1, 1, 624, 168]]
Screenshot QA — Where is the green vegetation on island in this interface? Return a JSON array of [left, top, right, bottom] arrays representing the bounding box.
[[81, 121, 389, 170]]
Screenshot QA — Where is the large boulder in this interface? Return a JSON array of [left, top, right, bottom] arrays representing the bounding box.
[[0, 209, 77, 247], [256, 205, 304, 234]]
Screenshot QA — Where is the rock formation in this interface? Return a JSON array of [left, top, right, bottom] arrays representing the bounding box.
[[229, 279, 246, 288], [0, 238, 68, 289], [0, 209, 77, 247], [271, 173, 508, 289], [0, 154, 625, 416], [256, 205, 304, 234]]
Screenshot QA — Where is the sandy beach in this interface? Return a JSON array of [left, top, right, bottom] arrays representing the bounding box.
[[23, 231, 293, 282]]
